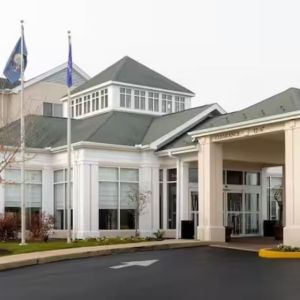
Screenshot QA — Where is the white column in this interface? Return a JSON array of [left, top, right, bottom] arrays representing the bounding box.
[[197, 137, 225, 242], [261, 168, 268, 222], [77, 162, 99, 239], [180, 161, 189, 221], [42, 167, 54, 215], [284, 120, 300, 246], [139, 165, 158, 236]]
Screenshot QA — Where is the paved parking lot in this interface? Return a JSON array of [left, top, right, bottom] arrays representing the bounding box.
[[0, 247, 299, 300]]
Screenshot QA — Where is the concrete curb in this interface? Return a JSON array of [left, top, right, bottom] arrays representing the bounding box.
[[0, 241, 208, 271], [209, 244, 259, 253]]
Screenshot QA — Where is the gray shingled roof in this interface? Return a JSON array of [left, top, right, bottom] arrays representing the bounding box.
[[71, 56, 194, 95], [142, 105, 211, 145], [161, 87, 300, 150], [195, 88, 300, 131], [0, 105, 213, 149]]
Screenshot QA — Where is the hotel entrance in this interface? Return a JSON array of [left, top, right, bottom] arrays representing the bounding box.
[[223, 170, 261, 237]]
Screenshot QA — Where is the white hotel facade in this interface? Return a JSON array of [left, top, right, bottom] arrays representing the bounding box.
[[1, 56, 299, 246]]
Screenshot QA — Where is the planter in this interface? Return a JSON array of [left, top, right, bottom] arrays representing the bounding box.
[[225, 226, 233, 242], [274, 225, 283, 241]]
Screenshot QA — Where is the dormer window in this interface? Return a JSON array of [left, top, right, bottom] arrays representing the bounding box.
[[120, 88, 131, 108], [92, 92, 99, 111], [101, 89, 108, 108], [83, 95, 91, 114], [175, 96, 185, 112], [134, 90, 146, 110], [148, 92, 159, 112], [162, 94, 172, 113]]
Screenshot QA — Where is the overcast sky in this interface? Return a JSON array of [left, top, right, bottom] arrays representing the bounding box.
[[1, 0, 300, 112]]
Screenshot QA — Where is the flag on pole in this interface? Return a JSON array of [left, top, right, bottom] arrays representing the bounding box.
[[66, 37, 72, 88], [3, 37, 27, 84]]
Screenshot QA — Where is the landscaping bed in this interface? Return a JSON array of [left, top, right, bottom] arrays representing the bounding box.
[[0, 237, 150, 256], [259, 244, 300, 259]]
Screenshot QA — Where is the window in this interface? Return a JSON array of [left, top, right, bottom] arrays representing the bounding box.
[[226, 171, 243, 185], [5, 169, 42, 208], [101, 89, 108, 109], [148, 92, 159, 112], [83, 95, 91, 114], [267, 176, 283, 220], [43, 102, 63, 117], [91, 92, 99, 111], [134, 90, 146, 110], [75, 97, 82, 116], [189, 168, 198, 183], [5, 169, 42, 228], [54, 169, 73, 230], [175, 96, 185, 112], [120, 88, 132, 108], [167, 169, 177, 229], [245, 172, 260, 186], [99, 167, 139, 230], [162, 94, 172, 113]]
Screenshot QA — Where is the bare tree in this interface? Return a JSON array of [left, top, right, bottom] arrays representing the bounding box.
[[127, 187, 151, 237]]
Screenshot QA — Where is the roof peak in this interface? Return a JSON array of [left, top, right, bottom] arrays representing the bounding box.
[[71, 56, 194, 95]]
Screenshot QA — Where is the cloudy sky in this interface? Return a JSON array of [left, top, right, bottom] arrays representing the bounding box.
[[1, 0, 300, 112]]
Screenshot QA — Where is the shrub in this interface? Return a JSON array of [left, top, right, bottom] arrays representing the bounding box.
[[29, 212, 55, 242], [0, 214, 19, 241], [153, 229, 165, 240]]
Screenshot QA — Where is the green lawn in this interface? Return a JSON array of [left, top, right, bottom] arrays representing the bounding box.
[[0, 237, 148, 256]]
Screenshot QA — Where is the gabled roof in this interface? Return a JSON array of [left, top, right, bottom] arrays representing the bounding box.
[[190, 88, 300, 136], [71, 56, 194, 95], [12, 62, 90, 92], [0, 105, 221, 149]]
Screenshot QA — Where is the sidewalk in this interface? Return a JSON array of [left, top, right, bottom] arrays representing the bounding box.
[[0, 239, 208, 271]]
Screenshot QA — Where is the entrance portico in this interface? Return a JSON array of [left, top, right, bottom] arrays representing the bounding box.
[[190, 116, 300, 247]]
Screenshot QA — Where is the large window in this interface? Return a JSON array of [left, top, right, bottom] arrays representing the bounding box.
[[162, 94, 172, 113], [54, 169, 73, 230], [75, 97, 82, 116], [148, 92, 159, 112], [134, 90, 146, 110], [5, 169, 42, 228], [99, 167, 138, 230], [167, 169, 177, 229], [120, 88, 132, 108]]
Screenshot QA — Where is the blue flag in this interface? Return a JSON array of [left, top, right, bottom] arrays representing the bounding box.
[[3, 37, 27, 84], [66, 42, 72, 88]]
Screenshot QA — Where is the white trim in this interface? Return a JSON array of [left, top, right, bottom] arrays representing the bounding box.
[[147, 103, 225, 149], [12, 63, 90, 92], [50, 141, 140, 153], [61, 81, 195, 102], [189, 110, 300, 139], [157, 145, 198, 157], [60, 81, 112, 101]]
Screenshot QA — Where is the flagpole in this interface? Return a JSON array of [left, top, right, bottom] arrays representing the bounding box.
[[20, 20, 26, 245], [66, 30, 72, 244]]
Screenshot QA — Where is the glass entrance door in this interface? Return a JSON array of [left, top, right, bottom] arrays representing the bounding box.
[[224, 191, 261, 236], [190, 190, 199, 239]]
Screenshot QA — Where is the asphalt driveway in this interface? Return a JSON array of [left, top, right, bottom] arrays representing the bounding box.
[[0, 247, 299, 300]]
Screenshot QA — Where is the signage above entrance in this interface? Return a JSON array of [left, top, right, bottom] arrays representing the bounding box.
[[211, 122, 283, 142]]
